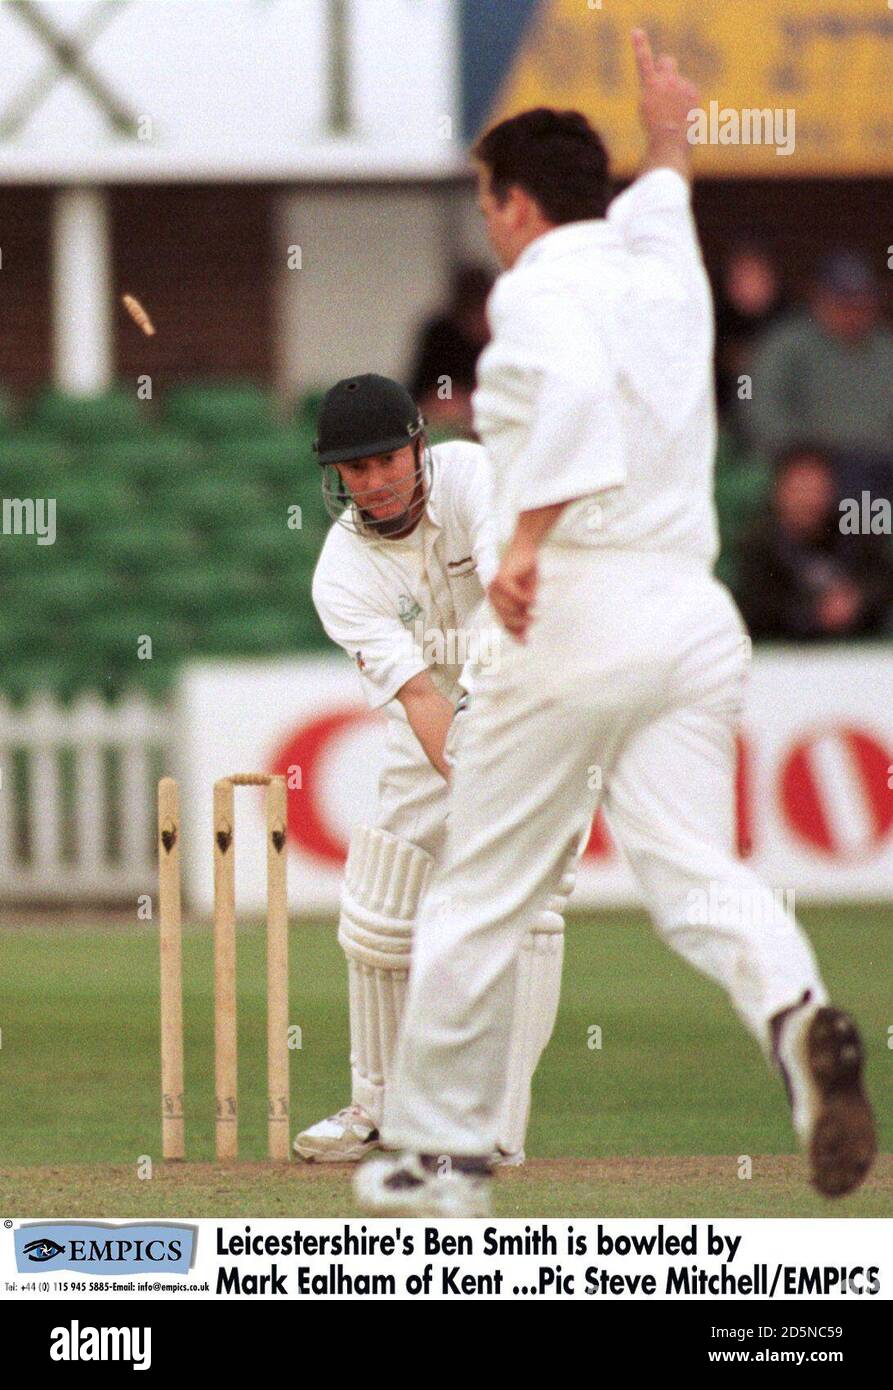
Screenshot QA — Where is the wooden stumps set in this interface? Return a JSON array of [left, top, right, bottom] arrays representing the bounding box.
[[158, 773, 290, 1163]]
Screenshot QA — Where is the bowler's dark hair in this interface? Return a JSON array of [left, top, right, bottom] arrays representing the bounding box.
[[474, 108, 610, 224]]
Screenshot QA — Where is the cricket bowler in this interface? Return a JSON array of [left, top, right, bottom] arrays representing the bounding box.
[[293, 373, 579, 1164], [356, 31, 876, 1216]]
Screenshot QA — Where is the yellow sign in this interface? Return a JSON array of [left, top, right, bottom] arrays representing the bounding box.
[[491, 0, 893, 176]]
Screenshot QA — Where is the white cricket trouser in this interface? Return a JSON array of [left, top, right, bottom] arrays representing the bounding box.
[[375, 716, 449, 857], [384, 547, 827, 1155]]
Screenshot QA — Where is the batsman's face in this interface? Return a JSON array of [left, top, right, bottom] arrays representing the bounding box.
[[337, 444, 419, 522]]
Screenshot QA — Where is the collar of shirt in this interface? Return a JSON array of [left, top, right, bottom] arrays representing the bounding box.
[[515, 217, 618, 271]]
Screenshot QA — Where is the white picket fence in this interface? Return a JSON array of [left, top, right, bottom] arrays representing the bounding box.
[[0, 693, 172, 902]]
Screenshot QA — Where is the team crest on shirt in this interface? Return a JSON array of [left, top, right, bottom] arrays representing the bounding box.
[[354, 651, 366, 671], [397, 594, 423, 626]]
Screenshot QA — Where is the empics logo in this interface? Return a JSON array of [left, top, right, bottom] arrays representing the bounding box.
[[50, 1321, 151, 1372], [15, 1221, 194, 1274]]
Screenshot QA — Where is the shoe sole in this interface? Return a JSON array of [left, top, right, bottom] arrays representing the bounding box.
[[292, 1138, 381, 1164], [805, 1008, 876, 1198]]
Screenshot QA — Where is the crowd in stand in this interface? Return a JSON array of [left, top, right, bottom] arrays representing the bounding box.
[[408, 246, 893, 642]]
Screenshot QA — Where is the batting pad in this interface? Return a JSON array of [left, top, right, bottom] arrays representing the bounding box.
[[338, 825, 432, 1127]]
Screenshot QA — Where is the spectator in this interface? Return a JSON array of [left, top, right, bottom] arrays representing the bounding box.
[[743, 252, 893, 485], [735, 444, 893, 641], [714, 239, 788, 423], [408, 263, 493, 433]]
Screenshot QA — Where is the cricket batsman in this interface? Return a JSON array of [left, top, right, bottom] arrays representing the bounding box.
[[292, 373, 579, 1164], [357, 31, 876, 1216]]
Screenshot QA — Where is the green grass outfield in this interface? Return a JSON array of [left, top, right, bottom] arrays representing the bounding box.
[[0, 906, 890, 1217]]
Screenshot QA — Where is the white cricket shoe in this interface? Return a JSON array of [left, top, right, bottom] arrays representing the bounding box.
[[354, 1152, 493, 1217], [774, 1002, 876, 1198], [292, 1105, 380, 1163]]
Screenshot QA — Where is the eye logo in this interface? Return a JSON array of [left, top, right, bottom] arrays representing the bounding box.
[[23, 1238, 65, 1263]]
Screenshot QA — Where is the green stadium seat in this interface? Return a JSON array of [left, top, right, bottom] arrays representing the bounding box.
[[291, 603, 328, 647], [0, 386, 345, 696], [715, 428, 742, 474], [0, 383, 476, 695], [90, 521, 201, 571], [715, 465, 770, 531], [139, 560, 266, 617], [244, 481, 330, 537], [164, 473, 267, 530], [714, 549, 738, 589], [292, 506, 332, 549], [0, 609, 23, 656], [28, 387, 144, 442], [296, 389, 326, 431], [120, 656, 179, 700], [0, 538, 68, 586], [710, 430, 771, 587], [201, 609, 313, 656], [90, 433, 204, 488], [164, 382, 277, 441], [0, 522, 62, 574], [52, 476, 140, 535], [212, 430, 309, 485], [3, 564, 112, 623], [80, 611, 192, 664], [207, 517, 311, 572], [0, 655, 81, 704], [0, 432, 76, 494], [273, 464, 334, 538], [283, 546, 321, 583]]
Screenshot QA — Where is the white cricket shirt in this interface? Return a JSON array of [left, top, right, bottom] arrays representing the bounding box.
[[472, 168, 719, 563], [313, 441, 498, 714]]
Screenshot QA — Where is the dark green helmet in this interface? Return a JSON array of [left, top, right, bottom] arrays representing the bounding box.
[[314, 374, 425, 466]]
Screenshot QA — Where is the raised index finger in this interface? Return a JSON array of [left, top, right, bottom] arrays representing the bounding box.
[[631, 28, 656, 84]]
